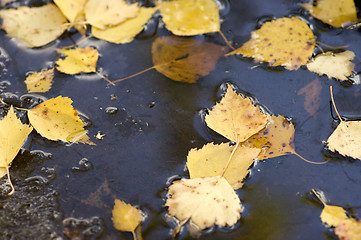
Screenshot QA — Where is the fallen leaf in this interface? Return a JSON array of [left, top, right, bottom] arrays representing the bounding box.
[[335, 218, 361, 240], [56, 47, 99, 74], [92, 6, 157, 44], [24, 68, 54, 93], [227, 17, 315, 70], [157, 0, 220, 36], [0, 4, 68, 47], [321, 204, 348, 227], [297, 79, 322, 117], [152, 36, 227, 83], [205, 84, 268, 142], [306, 51, 355, 81], [112, 199, 143, 232], [27, 96, 94, 145], [84, 0, 139, 29], [300, 0, 357, 28], [165, 176, 241, 230], [187, 142, 261, 189], [53, 0, 87, 23]]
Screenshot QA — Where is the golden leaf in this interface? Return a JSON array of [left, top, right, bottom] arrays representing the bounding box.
[[0, 4, 68, 47], [84, 0, 139, 29], [205, 84, 268, 142], [27, 96, 94, 145], [227, 17, 315, 70], [306, 51, 355, 81], [245, 115, 295, 160], [165, 176, 241, 230], [157, 0, 220, 36], [53, 0, 87, 23], [152, 36, 227, 83], [335, 219, 361, 240], [56, 47, 99, 74], [25, 68, 54, 93], [92, 7, 157, 44], [300, 0, 357, 28], [297, 79, 322, 117], [321, 204, 348, 227], [112, 199, 143, 232], [186, 142, 261, 189]]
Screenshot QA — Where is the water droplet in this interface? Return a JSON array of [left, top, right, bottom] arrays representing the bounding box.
[[72, 158, 93, 172], [148, 101, 155, 108], [105, 106, 118, 115]]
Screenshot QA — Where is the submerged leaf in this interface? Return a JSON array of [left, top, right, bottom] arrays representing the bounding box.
[[297, 79, 322, 117], [56, 47, 99, 74], [157, 0, 220, 36], [0, 4, 68, 47], [92, 7, 157, 44], [27, 96, 94, 145], [227, 17, 315, 70], [205, 84, 268, 142], [112, 199, 143, 232], [300, 0, 357, 28], [152, 36, 227, 83], [25, 68, 54, 93], [165, 176, 241, 230], [187, 142, 261, 189], [306, 51, 355, 81]]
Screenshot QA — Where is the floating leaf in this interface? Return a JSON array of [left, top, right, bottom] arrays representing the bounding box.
[[306, 51, 355, 81], [24, 68, 54, 93], [112, 199, 143, 233], [56, 47, 99, 74], [0, 106, 33, 194], [205, 84, 268, 142], [92, 7, 157, 44], [84, 0, 139, 29], [165, 176, 241, 230], [335, 219, 361, 240], [297, 79, 322, 117], [0, 4, 68, 47], [300, 0, 357, 28], [27, 96, 94, 145], [187, 142, 261, 189], [321, 204, 348, 227], [227, 17, 315, 70], [245, 115, 295, 160], [53, 0, 86, 23], [157, 0, 220, 36]]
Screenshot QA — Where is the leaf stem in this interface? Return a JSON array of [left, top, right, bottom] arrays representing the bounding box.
[[311, 189, 326, 206], [111, 66, 156, 85], [218, 30, 235, 51], [96, 72, 115, 86], [221, 141, 240, 177], [330, 86, 343, 122], [6, 167, 14, 195], [293, 152, 329, 164]]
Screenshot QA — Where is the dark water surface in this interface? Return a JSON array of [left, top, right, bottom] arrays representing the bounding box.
[[0, 0, 361, 239]]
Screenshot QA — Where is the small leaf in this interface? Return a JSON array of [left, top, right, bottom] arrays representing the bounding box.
[[165, 176, 241, 230], [205, 84, 268, 142], [0, 4, 68, 47], [112, 199, 143, 232], [300, 0, 357, 28], [227, 17, 315, 70], [56, 47, 99, 74], [25, 68, 54, 93], [157, 0, 220, 36], [297, 79, 322, 117], [54, 0, 87, 23], [27, 96, 94, 145], [306, 51, 355, 81], [335, 218, 361, 240], [321, 204, 348, 227], [187, 142, 261, 189], [152, 36, 227, 83], [92, 6, 157, 44]]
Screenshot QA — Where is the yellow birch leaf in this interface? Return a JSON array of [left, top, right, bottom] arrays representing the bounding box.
[[112, 199, 143, 232], [245, 115, 295, 160], [0, 168, 6, 179], [152, 36, 227, 83], [205, 84, 268, 142], [300, 0, 357, 28], [56, 47, 99, 74], [53, 0, 87, 23], [227, 17, 315, 70], [335, 218, 361, 240], [327, 121, 361, 160], [0, 4, 68, 47], [27, 96, 94, 145], [92, 6, 157, 44], [306, 51, 355, 81], [321, 204, 348, 227], [165, 176, 241, 230], [25, 68, 54, 93], [157, 0, 220, 36], [186, 142, 261, 189], [84, 0, 139, 29]]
